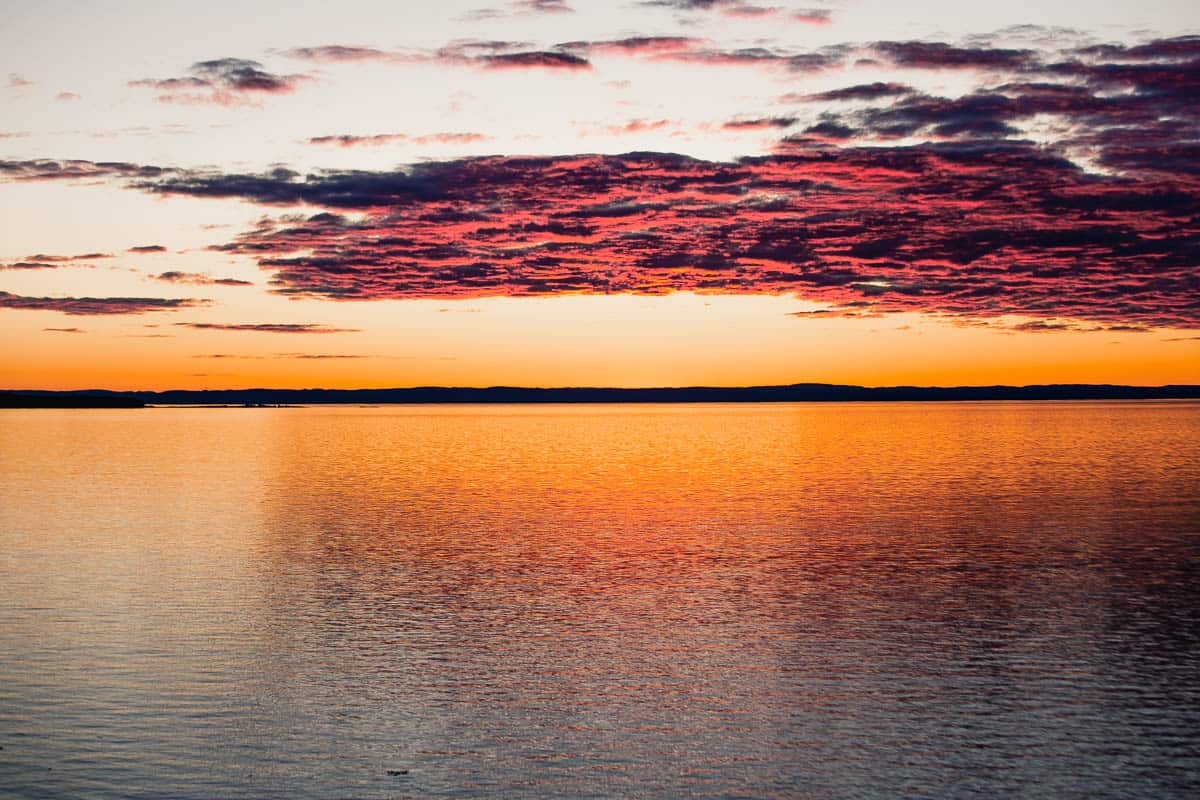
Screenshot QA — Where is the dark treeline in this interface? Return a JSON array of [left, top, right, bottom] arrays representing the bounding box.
[[4, 384, 1200, 407]]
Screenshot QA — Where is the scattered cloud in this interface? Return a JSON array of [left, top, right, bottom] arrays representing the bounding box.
[[129, 58, 311, 105], [7, 73, 32, 88], [43, 327, 85, 333], [55, 91, 80, 102], [128, 245, 168, 253], [154, 271, 253, 286]]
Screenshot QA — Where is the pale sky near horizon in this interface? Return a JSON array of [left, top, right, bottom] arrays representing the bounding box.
[[3, 0, 1198, 389]]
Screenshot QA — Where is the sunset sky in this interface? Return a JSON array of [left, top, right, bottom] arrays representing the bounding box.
[[2, 0, 1198, 389]]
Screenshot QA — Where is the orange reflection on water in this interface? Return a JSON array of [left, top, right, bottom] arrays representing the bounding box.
[[3, 402, 1199, 797]]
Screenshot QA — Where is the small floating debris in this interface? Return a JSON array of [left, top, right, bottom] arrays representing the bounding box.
[[386, 769, 409, 776]]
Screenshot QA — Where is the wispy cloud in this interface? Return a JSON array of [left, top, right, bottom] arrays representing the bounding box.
[[175, 322, 360, 333], [285, 40, 591, 70], [0, 291, 210, 315], [3, 252, 110, 269], [306, 132, 488, 147]]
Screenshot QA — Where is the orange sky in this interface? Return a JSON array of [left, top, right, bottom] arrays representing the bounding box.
[[2, 293, 1196, 390]]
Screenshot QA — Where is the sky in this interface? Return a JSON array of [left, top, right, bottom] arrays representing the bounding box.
[[1, 0, 1198, 390]]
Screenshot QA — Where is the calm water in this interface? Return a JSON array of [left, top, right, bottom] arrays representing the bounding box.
[[1, 402, 1198, 799]]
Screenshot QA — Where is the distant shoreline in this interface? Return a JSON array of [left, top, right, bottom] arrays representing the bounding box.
[[4, 384, 1200, 408]]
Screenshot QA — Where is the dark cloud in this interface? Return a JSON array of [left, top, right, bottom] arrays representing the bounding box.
[[798, 82, 914, 102], [12, 35, 1199, 331], [797, 39, 1200, 147], [1073, 35, 1200, 62], [723, 117, 798, 130], [478, 51, 590, 70], [0, 291, 209, 315], [875, 41, 1037, 70], [2, 262, 60, 270], [3, 253, 109, 269], [20, 252, 112, 262], [154, 271, 253, 286], [175, 323, 360, 333], [1, 251, 110, 271], [129, 58, 310, 105], [94, 141, 1195, 328], [0, 159, 167, 182]]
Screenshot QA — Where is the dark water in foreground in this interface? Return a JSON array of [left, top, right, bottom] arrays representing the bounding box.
[[1, 402, 1198, 799]]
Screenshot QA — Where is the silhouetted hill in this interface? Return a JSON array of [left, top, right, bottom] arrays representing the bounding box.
[[4, 384, 1199, 407], [0, 391, 144, 408]]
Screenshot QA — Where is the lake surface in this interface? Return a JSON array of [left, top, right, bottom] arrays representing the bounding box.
[[1, 402, 1198, 798]]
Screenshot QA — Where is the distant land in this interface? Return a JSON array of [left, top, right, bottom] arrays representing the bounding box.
[[4, 384, 1200, 408]]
